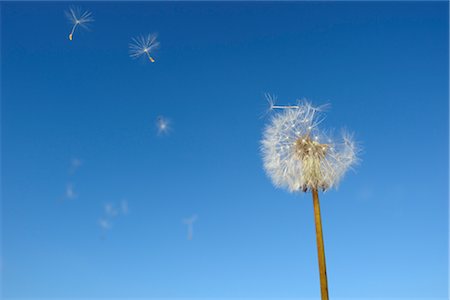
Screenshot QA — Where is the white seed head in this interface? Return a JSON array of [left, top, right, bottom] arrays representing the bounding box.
[[261, 101, 358, 192]]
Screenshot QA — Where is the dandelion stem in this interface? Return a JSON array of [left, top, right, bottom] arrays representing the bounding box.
[[312, 188, 329, 300], [69, 23, 78, 41]]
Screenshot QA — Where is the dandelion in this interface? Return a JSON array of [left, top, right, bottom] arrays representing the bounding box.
[[261, 98, 359, 300], [65, 7, 93, 41], [156, 116, 171, 135], [182, 214, 198, 240], [129, 34, 160, 63]]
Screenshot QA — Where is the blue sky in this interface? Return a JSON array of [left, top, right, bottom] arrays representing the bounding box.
[[1, 1, 448, 299]]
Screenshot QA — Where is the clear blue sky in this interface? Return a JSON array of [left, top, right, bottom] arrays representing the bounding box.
[[1, 1, 448, 299]]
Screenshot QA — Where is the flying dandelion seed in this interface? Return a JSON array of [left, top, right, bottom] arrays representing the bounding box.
[[98, 201, 129, 239], [99, 218, 112, 230], [182, 214, 198, 241], [156, 116, 171, 135], [261, 99, 359, 300], [69, 158, 82, 174], [65, 183, 77, 199], [104, 203, 119, 218], [129, 34, 160, 63], [98, 218, 112, 240], [65, 7, 93, 41], [121, 200, 129, 215]]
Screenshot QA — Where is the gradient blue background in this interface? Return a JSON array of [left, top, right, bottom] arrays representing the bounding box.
[[1, 1, 448, 299]]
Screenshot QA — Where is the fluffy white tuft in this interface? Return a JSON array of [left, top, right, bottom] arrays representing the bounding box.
[[261, 100, 358, 193], [156, 116, 171, 135], [65, 7, 94, 28], [129, 34, 160, 60]]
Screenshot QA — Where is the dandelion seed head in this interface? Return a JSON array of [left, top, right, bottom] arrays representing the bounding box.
[[261, 101, 358, 192]]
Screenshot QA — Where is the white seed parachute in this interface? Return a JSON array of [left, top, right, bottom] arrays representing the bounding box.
[[129, 34, 160, 63], [65, 7, 94, 41]]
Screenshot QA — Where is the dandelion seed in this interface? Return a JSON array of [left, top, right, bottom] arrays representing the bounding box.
[[129, 34, 160, 63], [65, 7, 93, 41], [156, 116, 171, 135], [265, 93, 277, 112], [182, 214, 198, 241], [104, 203, 118, 217], [65, 183, 77, 199], [98, 218, 112, 230], [261, 99, 359, 300], [121, 200, 129, 215], [265, 93, 301, 111], [69, 158, 82, 174]]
